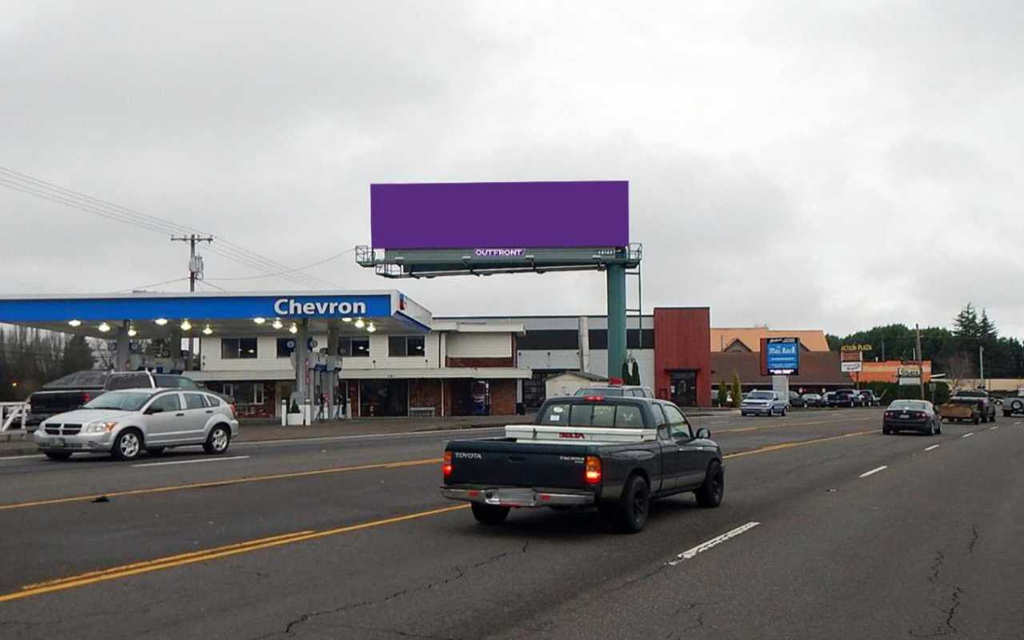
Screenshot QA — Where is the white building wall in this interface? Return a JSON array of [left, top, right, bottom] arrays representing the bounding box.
[[342, 333, 441, 371], [447, 333, 512, 358], [518, 348, 656, 388]]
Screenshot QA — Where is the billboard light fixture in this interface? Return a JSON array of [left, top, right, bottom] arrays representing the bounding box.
[[180, 319, 193, 332], [253, 317, 266, 325], [155, 318, 169, 326], [68, 319, 82, 328], [366, 323, 377, 333], [127, 326, 137, 338], [98, 322, 111, 333], [202, 325, 213, 336], [354, 318, 366, 329], [289, 323, 298, 335], [272, 319, 284, 330], [342, 317, 353, 323]]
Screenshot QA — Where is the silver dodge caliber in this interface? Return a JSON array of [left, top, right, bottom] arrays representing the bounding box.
[[34, 388, 240, 461]]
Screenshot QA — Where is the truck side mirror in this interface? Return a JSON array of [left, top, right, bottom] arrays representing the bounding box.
[[695, 427, 711, 440]]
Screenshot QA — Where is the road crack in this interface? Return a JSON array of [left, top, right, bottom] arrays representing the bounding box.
[[968, 526, 979, 555], [908, 549, 966, 637], [251, 541, 529, 639]]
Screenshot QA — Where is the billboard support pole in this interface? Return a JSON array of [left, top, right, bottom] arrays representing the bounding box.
[[607, 264, 627, 382]]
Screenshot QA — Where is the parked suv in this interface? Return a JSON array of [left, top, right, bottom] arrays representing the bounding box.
[[34, 388, 239, 461], [829, 389, 861, 408], [858, 390, 882, 407], [741, 390, 788, 417]]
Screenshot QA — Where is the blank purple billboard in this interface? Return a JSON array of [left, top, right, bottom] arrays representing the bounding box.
[[370, 181, 628, 249]]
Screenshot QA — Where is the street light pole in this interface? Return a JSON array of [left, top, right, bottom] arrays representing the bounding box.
[[916, 324, 925, 400]]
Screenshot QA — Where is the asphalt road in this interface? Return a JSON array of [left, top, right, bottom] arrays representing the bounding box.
[[0, 408, 1021, 639]]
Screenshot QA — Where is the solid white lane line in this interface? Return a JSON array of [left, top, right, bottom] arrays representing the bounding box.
[[859, 466, 888, 478], [924, 445, 940, 452], [132, 456, 250, 468], [0, 454, 46, 462], [962, 432, 974, 438], [235, 427, 505, 448], [667, 522, 761, 566], [990, 426, 999, 430]]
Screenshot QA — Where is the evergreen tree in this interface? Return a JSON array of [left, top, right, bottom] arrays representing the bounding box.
[[717, 379, 728, 406], [978, 309, 997, 341], [730, 372, 743, 408], [630, 360, 641, 385], [61, 335, 95, 374], [953, 304, 980, 340]]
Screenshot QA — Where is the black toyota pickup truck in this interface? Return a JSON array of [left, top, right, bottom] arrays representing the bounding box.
[[440, 395, 723, 533]]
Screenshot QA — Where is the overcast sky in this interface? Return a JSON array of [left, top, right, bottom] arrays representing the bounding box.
[[2, 1, 1022, 338]]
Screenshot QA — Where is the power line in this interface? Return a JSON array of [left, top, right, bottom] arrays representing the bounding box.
[[0, 167, 343, 289], [206, 247, 355, 282], [117, 276, 191, 293]]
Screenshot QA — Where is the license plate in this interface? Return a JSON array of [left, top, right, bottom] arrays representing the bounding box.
[[51, 437, 65, 447], [900, 414, 909, 419]]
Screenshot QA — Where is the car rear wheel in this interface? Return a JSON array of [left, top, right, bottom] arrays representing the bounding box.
[[203, 425, 231, 454], [781, 407, 788, 417], [471, 503, 510, 526], [603, 474, 650, 533], [44, 451, 72, 461], [112, 429, 143, 461], [695, 460, 724, 508]]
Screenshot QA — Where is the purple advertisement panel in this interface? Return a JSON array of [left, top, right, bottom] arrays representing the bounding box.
[[371, 181, 628, 249]]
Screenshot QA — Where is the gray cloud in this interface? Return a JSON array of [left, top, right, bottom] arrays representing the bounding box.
[[2, 1, 1022, 339]]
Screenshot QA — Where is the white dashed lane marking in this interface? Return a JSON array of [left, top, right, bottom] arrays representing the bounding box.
[[132, 455, 250, 468], [667, 522, 761, 566], [962, 432, 974, 439], [924, 445, 940, 452], [859, 466, 888, 478]]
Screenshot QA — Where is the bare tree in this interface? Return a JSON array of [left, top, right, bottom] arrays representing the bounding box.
[[944, 351, 974, 393]]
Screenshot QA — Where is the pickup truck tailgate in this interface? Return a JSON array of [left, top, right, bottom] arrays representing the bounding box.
[[447, 439, 591, 490]]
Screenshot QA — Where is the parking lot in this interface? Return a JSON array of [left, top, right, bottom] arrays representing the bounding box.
[[1, 407, 1021, 639]]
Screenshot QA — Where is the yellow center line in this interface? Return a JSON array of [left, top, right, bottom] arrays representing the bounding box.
[[724, 429, 876, 459], [718, 416, 875, 434], [0, 426, 882, 604], [0, 458, 441, 512], [0, 505, 468, 604]]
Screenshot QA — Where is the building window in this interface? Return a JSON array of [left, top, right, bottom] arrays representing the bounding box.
[[222, 338, 258, 359], [277, 338, 295, 358], [389, 335, 425, 357], [337, 337, 369, 358]]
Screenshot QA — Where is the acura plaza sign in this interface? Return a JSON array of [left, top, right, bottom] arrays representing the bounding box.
[[273, 298, 368, 316]]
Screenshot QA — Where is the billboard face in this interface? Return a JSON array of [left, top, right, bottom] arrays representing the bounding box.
[[763, 337, 800, 375], [370, 181, 628, 250]]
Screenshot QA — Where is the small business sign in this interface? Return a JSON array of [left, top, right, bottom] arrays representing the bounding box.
[[841, 344, 873, 352], [841, 361, 863, 373], [898, 364, 923, 386], [762, 337, 800, 376]]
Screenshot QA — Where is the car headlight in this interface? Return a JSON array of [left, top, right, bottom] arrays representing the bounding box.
[[84, 421, 119, 434]]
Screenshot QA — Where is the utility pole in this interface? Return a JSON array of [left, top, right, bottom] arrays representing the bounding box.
[[171, 235, 214, 370], [916, 324, 924, 400], [979, 345, 985, 390]]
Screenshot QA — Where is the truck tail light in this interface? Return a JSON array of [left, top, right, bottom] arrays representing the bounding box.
[[443, 451, 453, 478], [230, 403, 238, 418], [584, 456, 602, 485]]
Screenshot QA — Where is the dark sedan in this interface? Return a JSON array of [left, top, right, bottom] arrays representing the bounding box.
[[883, 400, 942, 436]]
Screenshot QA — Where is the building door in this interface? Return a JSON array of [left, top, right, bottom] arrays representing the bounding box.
[[670, 370, 698, 407], [359, 380, 409, 417]]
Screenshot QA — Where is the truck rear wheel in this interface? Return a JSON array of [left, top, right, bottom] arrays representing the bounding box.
[[602, 474, 650, 534], [695, 460, 724, 508], [470, 503, 510, 526]]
